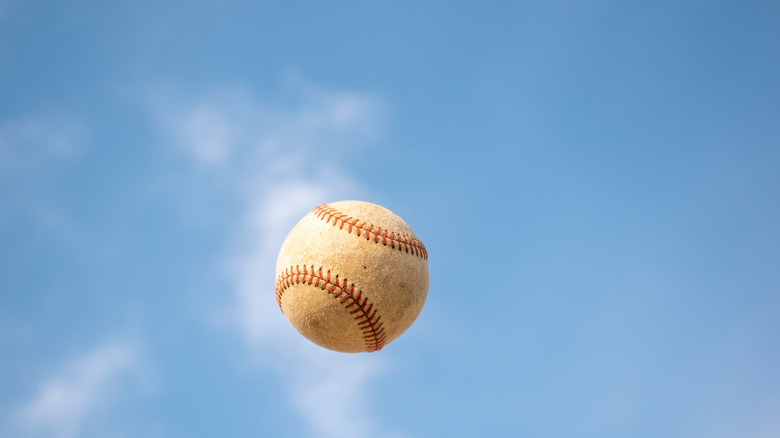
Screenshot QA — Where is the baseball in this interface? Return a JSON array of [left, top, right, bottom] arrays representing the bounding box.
[[275, 201, 429, 353]]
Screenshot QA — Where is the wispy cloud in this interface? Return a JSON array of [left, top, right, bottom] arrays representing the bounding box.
[[13, 341, 139, 438], [149, 79, 400, 438], [0, 115, 87, 174], [0, 114, 89, 229]]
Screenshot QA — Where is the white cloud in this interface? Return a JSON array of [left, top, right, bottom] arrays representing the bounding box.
[[0, 115, 87, 175], [149, 80, 400, 438], [174, 103, 237, 165], [148, 83, 383, 171], [0, 114, 89, 230], [291, 348, 388, 438], [14, 342, 139, 438]]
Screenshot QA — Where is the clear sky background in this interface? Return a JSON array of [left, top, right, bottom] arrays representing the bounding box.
[[1, 1, 779, 437]]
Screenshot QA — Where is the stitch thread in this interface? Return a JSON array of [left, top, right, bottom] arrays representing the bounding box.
[[312, 204, 428, 259], [275, 265, 387, 352]]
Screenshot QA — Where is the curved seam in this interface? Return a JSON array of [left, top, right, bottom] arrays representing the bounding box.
[[276, 265, 387, 352], [312, 204, 428, 260]]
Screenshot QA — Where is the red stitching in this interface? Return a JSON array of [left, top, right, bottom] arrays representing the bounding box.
[[312, 204, 428, 260], [275, 265, 387, 352]]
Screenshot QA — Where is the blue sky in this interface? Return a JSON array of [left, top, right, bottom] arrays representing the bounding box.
[[1, 1, 779, 437]]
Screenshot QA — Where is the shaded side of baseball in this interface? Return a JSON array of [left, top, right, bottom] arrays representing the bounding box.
[[275, 201, 429, 353]]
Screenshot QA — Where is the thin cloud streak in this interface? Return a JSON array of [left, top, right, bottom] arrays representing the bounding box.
[[0, 115, 87, 174], [150, 81, 401, 438], [14, 342, 138, 438], [0, 115, 89, 227]]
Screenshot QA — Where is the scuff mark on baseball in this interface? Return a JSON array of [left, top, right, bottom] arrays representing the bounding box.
[[275, 200, 429, 353]]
